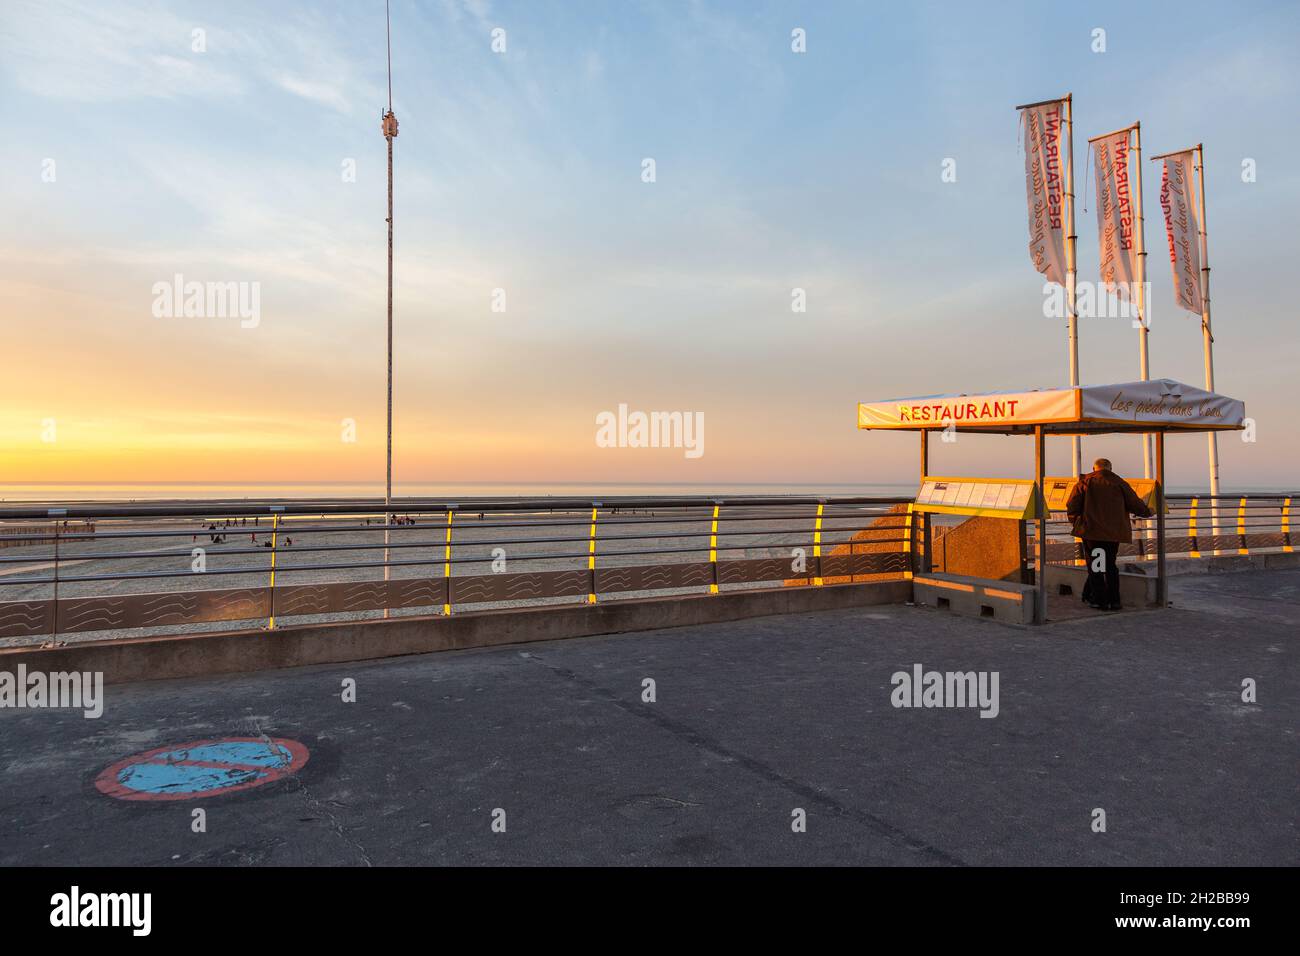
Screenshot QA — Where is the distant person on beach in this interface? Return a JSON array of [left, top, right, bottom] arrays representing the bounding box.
[[1067, 458, 1154, 611]]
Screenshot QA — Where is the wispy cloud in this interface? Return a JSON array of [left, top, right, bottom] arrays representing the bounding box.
[[0, 0, 382, 111], [0, 0, 246, 101], [275, 73, 353, 113]]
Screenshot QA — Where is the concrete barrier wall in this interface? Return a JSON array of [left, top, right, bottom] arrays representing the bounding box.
[[1044, 564, 1159, 608], [912, 573, 1034, 625], [1148, 549, 1300, 576], [930, 515, 1024, 582], [0, 579, 911, 685]]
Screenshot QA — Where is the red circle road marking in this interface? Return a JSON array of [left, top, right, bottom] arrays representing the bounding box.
[[95, 737, 310, 802]]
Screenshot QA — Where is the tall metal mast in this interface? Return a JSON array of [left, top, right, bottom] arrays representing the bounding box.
[[382, 0, 399, 598]]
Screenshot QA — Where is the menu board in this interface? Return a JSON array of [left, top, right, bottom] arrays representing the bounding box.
[[1044, 479, 1075, 512], [995, 484, 1017, 510], [1042, 477, 1162, 514], [913, 478, 1037, 519]]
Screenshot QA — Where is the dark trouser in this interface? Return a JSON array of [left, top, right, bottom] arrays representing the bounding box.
[[1083, 539, 1121, 607]]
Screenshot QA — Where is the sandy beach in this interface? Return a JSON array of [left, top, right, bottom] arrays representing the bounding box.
[[0, 504, 904, 646]]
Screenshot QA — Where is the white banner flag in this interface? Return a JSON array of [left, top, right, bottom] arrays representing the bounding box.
[[1159, 151, 1203, 314], [1092, 130, 1137, 298], [1019, 102, 1068, 286]]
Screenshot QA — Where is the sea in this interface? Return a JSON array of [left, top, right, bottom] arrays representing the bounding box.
[[2, 481, 919, 503], [0, 479, 1278, 503]]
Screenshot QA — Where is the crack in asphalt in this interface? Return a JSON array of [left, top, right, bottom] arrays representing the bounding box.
[[517, 651, 966, 866], [246, 718, 373, 867]]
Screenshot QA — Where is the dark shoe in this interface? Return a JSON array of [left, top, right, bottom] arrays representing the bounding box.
[[1086, 602, 1106, 610], [1106, 603, 1122, 611]]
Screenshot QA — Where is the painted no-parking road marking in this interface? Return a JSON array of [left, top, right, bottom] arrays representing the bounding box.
[[95, 737, 309, 801]]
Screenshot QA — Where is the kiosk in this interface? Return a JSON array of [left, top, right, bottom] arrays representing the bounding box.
[[858, 379, 1246, 624]]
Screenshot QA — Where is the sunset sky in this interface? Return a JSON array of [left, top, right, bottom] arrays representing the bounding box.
[[2, 0, 1298, 492]]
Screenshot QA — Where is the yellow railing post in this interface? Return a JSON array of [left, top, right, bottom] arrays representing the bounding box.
[[443, 509, 454, 615], [268, 512, 279, 630], [587, 505, 599, 604], [51, 514, 61, 641], [903, 504, 914, 580], [708, 503, 720, 594], [1188, 496, 1200, 558], [812, 502, 824, 586], [1237, 496, 1248, 554], [1283, 497, 1293, 553]]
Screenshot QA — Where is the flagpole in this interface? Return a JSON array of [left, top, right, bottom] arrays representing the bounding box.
[[1133, 122, 1152, 479], [1193, 144, 1222, 546], [1017, 91, 1080, 473], [1064, 94, 1082, 477]]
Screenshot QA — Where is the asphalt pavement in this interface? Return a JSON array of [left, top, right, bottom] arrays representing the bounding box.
[[1, 569, 1294, 866]]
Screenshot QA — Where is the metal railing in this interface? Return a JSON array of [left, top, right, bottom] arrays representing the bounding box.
[[2, 493, 1291, 645], [0, 496, 913, 644], [1037, 493, 1295, 564]]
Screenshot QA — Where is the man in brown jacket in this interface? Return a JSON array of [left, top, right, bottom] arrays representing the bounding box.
[[1066, 458, 1155, 610]]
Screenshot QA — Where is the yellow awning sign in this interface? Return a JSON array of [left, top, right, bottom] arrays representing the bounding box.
[[858, 380, 1245, 435], [861, 389, 1077, 429]]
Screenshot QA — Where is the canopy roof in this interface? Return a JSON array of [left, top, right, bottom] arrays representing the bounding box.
[[858, 379, 1245, 435]]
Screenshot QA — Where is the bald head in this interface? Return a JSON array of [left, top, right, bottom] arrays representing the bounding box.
[[1093, 458, 1112, 472]]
